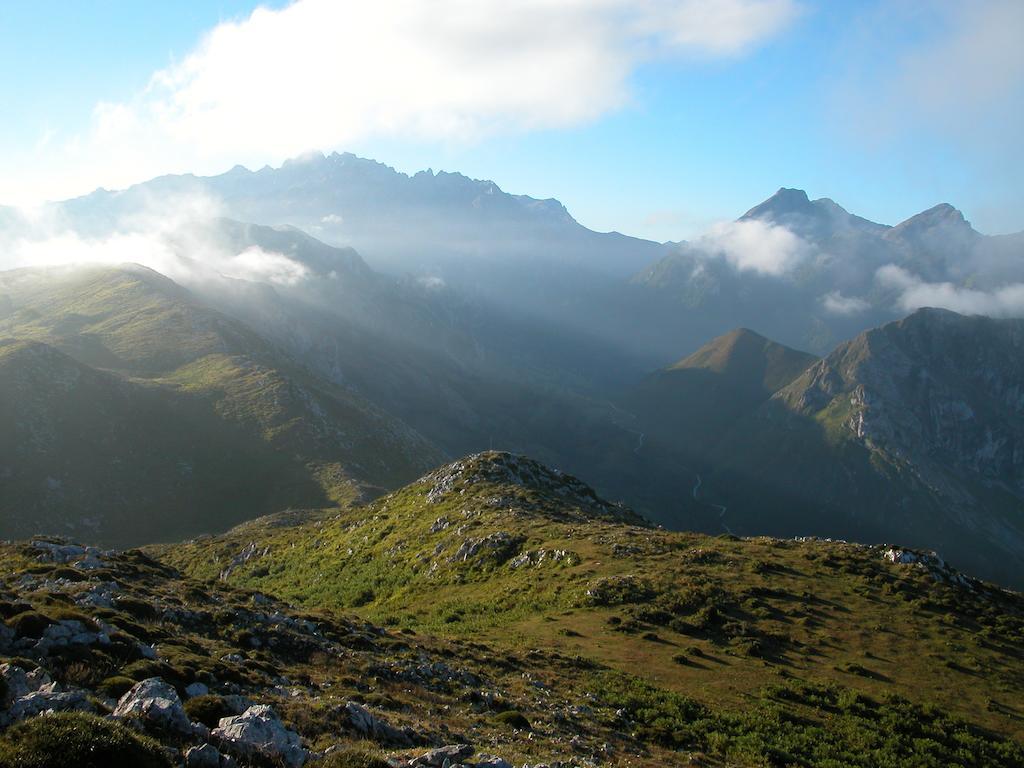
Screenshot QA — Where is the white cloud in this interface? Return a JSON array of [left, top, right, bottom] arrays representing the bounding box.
[[695, 218, 810, 276], [876, 264, 1024, 317], [821, 290, 870, 315], [1, 0, 800, 203], [226, 246, 310, 286], [417, 275, 447, 291], [0, 195, 311, 289]]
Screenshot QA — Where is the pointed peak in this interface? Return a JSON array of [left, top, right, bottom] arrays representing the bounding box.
[[771, 187, 810, 204], [892, 203, 973, 236], [741, 188, 815, 221], [669, 328, 816, 391]]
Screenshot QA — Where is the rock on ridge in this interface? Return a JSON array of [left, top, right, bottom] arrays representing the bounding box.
[[419, 451, 644, 524]]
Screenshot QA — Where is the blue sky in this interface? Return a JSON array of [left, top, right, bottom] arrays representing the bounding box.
[[1, 0, 1020, 241]]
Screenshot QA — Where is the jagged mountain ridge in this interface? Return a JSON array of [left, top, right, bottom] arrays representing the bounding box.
[[52, 151, 664, 280], [633, 186, 1024, 355], [708, 308, 1024, 587]]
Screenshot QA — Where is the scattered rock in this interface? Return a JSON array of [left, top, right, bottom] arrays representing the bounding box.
[[412, 744, 475, 767], [509, 549, 579, 569], [1, 662, 53, 704], [882, 546, 974, 587], [185, 743, 224, 768], [474, 756, 513, 768], [220, 542, 271, 581]]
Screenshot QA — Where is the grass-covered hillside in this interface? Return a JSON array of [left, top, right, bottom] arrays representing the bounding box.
[[0, 265, 443, 546], [158, 452, 1024, 764]]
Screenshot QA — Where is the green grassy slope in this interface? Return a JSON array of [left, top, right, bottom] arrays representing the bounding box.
[[159, 452, 1024, 759], [0, 265, 444, 546]]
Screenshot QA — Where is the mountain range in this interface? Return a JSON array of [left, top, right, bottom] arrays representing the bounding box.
[[0, 153, 1022, 588], [0, 152, 1022, 765]]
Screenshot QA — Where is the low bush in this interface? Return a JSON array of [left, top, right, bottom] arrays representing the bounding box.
[[320, 745, 391, 768], [97, 676, 137, 699], [5, 611, 53, 639], [184, 694, 235, 728], [491, 710, 531, 730], [0, 712, 171, 768]]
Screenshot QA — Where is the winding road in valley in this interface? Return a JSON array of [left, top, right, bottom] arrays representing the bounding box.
[[609, 401, 731, 534], [692, 473, 733, 535]]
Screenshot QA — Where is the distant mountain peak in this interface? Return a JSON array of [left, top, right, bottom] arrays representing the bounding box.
[[891, 203, 974, 237], [672, 326, 814, 379], [742, 187, 815, 221]]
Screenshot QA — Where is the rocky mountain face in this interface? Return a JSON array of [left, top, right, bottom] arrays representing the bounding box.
[[711, 309, 1024, 587]]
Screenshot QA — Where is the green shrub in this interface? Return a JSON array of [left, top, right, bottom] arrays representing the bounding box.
[[47, 608, 97, 626], [320, 745, 391, 768], [113, 597, 158, 620], [5, 611, 54, 639], [491, 710, 531, 730], [184, 694, 234, 728], [122, 660, 184, 684], [97, 676, 137, 699], [0, 712, 171, 768]]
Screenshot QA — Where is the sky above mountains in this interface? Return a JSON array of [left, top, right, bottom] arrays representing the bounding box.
[[2, 0, 1021, 241]]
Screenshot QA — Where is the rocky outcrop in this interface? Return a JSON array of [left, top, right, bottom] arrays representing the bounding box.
[[212, 704, 307, 767], [114, 678, 193, 735], [420, 452, 643, 524], [450, 532, 523, 565]]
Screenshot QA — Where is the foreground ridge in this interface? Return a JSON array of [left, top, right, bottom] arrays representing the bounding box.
[[145, 453, 1024, 766]]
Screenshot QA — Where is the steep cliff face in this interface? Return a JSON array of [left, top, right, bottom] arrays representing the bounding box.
[[714, 309, 1024, 587], [781, 308, 1024, 499]]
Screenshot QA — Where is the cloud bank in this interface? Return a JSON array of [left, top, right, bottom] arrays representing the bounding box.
[[877, 264, 1024, 318], [0, 197, 311, 289], [4, 0, 800, 202], [821, 290, 870, 316], [695, 218, 810, 276]]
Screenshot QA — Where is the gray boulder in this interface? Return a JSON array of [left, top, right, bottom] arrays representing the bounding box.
[[213, 704, 307, 768], [0, 663, 52, 705], [8, 687, 93, 721], [474, 757, 513, 768], [413, 744, 475, 767], [114, 677, 192, 735], [185, 744, 221, 768]]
